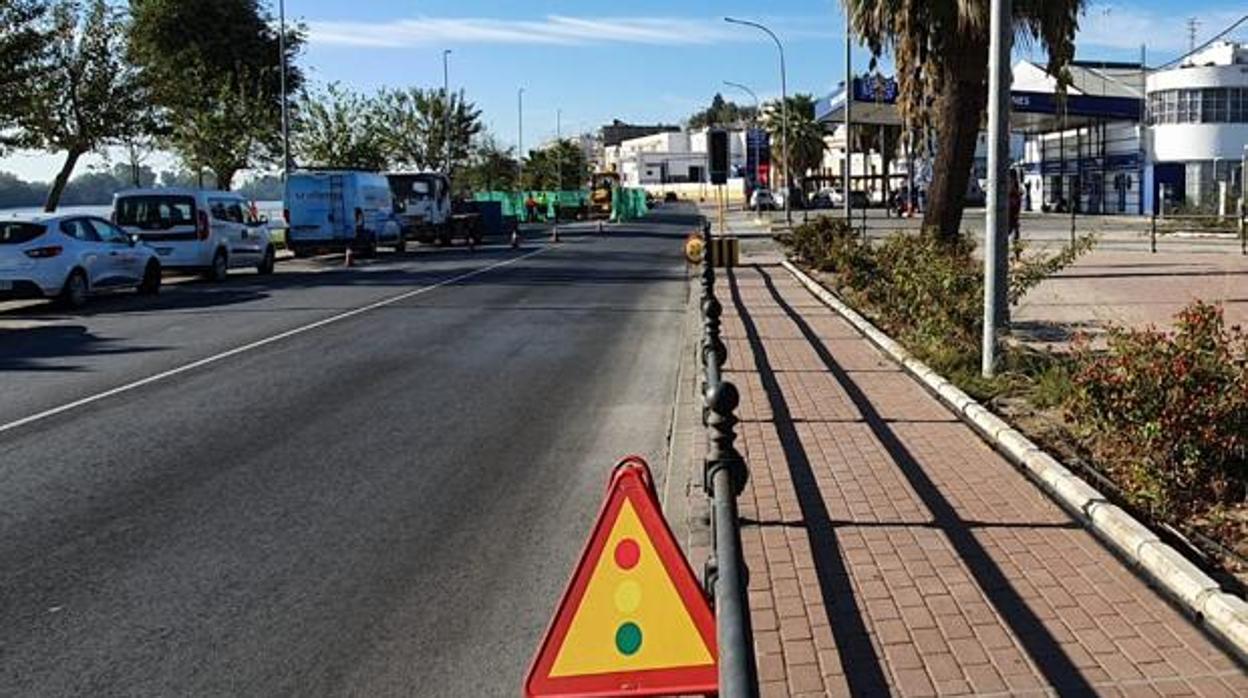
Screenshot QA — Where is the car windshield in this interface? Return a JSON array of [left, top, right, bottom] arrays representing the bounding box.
[[0, 222, 46, 244], [389, 176, 435, 200], [115, 196, 196, 229]]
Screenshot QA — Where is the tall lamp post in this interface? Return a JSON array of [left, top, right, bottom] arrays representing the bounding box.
[[844, 5, 853, 223], [982, 0, 1012, 377], [725, 17, 790, 225], [724, 80, 761, 215], [443, 49, 452, 175], [517, 88, 525, 189], [278, 0, 290, 179]]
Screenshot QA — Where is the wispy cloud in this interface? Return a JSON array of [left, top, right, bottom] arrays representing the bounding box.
[[307, 15, 835, 48], [1076, 4, 1246, 53]]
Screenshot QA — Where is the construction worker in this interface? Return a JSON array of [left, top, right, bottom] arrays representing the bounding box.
[[524, 193, 538, 223]]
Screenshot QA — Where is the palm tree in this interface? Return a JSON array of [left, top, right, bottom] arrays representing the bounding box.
[[762, 94, 827, 194], [844, 0, 1084, 239]]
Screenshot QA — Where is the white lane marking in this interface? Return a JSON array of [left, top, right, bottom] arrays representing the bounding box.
[[0, 248, 549, 436]]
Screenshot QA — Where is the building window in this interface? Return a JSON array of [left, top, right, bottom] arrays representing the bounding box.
[[1204, 88, 1227, 122], [1149, 87, 1248, 124]]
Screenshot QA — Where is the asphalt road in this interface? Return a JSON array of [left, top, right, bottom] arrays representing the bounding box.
[[0, 212, 697, 696]]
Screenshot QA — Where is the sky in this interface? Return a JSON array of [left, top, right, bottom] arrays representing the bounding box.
[[3, 0, 1245, 182]]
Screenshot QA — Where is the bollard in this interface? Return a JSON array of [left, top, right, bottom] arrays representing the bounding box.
[[1240, 197, 1246, 256], [1150, 212, 1158, 254]]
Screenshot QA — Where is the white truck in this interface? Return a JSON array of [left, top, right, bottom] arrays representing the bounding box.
[[386, 172, 482, 246], [284, 170, 404, 257]]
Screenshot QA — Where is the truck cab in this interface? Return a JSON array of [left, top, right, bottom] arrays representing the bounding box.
[[387, 172, 452, 245]]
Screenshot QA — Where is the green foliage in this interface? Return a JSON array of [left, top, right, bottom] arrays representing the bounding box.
[[0, 0, 48, 149], [1068, 303, 1248, 520], [761, 94, 826, 187], [293, 82, 388, 171], [462, 135, 517, 194], [521, 140, 589, 191], [129, 0, 304, 188], [783, 217, 1094, 390], [376, 87, 483, 176], [13, 0, 147, 210], [688, 93, 758, 129]]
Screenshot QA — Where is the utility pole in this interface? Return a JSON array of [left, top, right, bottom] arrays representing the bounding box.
[[1187, 17, 1200, 52], [983, 0, 1012, 378], [844, 5, 853, 223], [278, 0, 290, 180], [557, 108, 563, 193], [443, 50, 452, 175]]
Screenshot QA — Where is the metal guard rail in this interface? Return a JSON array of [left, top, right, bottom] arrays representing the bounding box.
[[698, 218, 760, 697]]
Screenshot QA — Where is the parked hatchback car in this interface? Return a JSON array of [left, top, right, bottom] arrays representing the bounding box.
[[113, 188, 275, 281], [0, 214, 162, 308]]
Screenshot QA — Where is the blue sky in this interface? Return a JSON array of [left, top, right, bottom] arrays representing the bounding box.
[[3, 0, 1245, 181]]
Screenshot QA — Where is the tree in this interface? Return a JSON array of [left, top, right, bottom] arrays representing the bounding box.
[[463, 134, 518, 193], [128, 0, 304, 188], [293, 83, 387, 170], [762, 94, 827, 191], [520, 140, 589, 191], [377, 87, 483, 176], [0, 0, 49, 150], [845, 0, 1083, 239], [688, 93, 758, 129], [13, 0, 146, 211]]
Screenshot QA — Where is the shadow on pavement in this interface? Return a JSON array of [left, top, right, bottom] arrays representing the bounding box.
[[750, 265, 1097, 695], [0, 325, 164, 372]]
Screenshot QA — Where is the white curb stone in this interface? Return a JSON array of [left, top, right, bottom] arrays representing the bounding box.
[[780, 258, 1248, 664]]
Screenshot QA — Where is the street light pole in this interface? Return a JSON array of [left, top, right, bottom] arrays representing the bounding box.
[[278, 0, 290, 180], [982, 0, 1012, 377], [557, 108, 563, 193], [724, 80, 761, 216], [725, 17, 790, 225], [517, 88, 525, 189], [844, 6, 853, 223], [443, 49, 452, 176]]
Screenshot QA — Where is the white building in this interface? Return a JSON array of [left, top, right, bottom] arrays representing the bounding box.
[[1145, 41, 1248, 210], [605, 129, 747, 186]]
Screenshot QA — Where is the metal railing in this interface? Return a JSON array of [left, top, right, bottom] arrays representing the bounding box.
[[697, 219, 759, 697], [1149, 198, 1247, 255]]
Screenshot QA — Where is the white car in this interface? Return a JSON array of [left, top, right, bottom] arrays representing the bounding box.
[[0, 214, 162, 308], [749, 189, 779, 211], [113, 188, 276, 281]]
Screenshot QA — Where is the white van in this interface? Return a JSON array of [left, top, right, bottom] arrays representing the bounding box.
[[113, 188, 276, 281], [285, 170, 404, 257]]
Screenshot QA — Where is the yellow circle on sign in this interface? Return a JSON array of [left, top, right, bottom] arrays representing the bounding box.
[[614, 580, 642, 613]]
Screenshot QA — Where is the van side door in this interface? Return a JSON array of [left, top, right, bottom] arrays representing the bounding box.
[[207, 197, 245, 266]]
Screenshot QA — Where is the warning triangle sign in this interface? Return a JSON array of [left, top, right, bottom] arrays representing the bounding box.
[[525, 457, 718, 697]]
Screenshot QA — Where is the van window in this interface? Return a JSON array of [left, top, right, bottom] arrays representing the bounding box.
[[209, 199, 244, 223], [225, 202, 246, 223], [115, 196, 196, 230], [0, 222, 45, 244]]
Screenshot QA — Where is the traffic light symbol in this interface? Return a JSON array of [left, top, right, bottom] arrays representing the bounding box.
[[613, 539, 642, 656]]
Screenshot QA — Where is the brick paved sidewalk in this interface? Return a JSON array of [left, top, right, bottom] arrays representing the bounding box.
[[716, 264, 1245, 697]]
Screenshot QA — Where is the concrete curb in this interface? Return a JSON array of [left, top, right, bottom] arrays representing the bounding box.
[[780, 258, 1248, 664]]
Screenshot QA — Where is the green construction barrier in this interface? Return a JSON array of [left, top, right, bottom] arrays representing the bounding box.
[[611, 187, 649, 222], [474, 190, 592, 221]]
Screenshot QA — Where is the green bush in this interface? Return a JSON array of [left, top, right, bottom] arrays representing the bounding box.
[[1068, 302, 1248, 520]]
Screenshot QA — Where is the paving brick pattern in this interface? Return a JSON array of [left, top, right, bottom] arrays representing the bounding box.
[[717, 264, 1245, 697]]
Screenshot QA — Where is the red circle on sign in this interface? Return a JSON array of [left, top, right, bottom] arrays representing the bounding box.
[[614, 539, 640, 570]]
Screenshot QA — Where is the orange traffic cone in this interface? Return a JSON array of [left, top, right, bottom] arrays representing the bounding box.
[[344, 246, 354, 267], [511, 229, 520, 249], [551, 225, 560, 243]]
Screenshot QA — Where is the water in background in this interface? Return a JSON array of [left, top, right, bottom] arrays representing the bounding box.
[[1, 201, 284, 219]]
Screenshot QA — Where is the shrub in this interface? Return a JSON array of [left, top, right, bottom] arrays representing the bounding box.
[[1068, 302, 1248, 520]]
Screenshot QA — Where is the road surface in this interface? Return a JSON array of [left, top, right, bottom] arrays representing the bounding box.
[[0, 215, 694, 695]]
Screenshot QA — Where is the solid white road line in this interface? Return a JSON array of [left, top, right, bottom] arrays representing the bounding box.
[[0, 247, 549, 436]]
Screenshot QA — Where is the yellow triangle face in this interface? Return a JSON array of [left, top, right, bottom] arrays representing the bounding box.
[[550, 498, 714, 677]]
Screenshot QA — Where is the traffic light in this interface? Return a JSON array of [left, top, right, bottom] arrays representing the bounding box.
[[709, 129, 729, 186]]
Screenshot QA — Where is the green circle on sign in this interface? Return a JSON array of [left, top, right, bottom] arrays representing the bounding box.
[[615, 622, 643, 656]]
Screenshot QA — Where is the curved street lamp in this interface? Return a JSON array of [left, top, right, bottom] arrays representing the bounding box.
[[725, 17, 791, 224], [723, 80, 762, 215]]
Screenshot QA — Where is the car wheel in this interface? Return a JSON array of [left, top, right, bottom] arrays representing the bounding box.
[[205, 249, 228, 281], [58, 269, 89, 309], [138, 261, 162, 295], [257, 246, 276, 275]]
